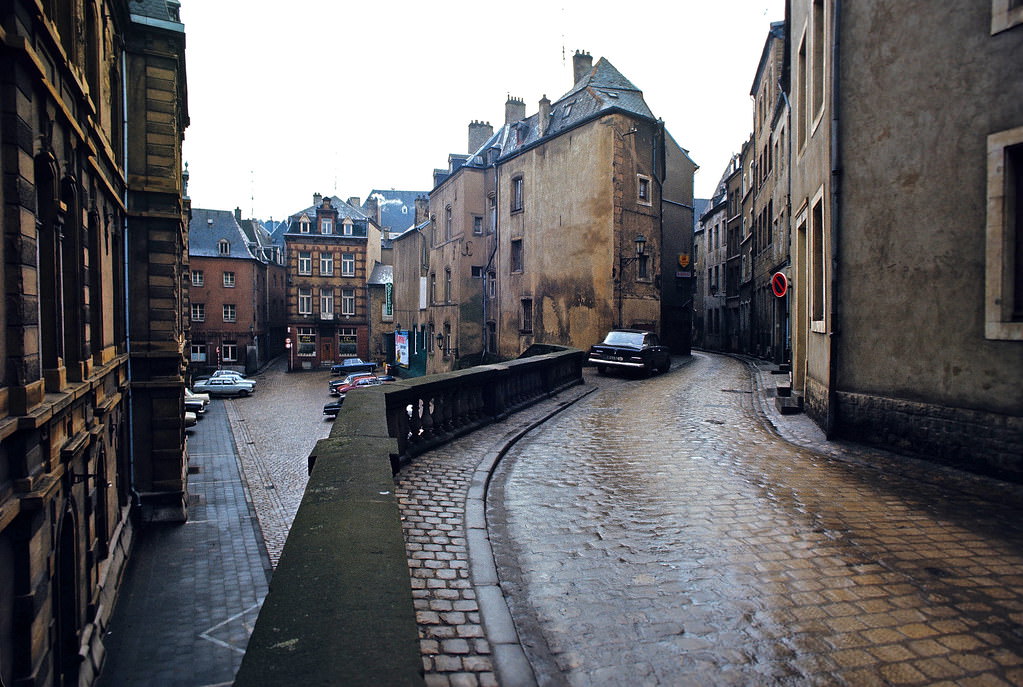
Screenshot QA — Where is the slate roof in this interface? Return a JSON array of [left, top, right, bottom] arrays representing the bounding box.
[[445, 56, 661, 185], [285, 196, 369, 229], [189, 208, 258, 260], [129, 0, 180, 22], [367, 263, 393, 286], [364, 189, 426, 234]]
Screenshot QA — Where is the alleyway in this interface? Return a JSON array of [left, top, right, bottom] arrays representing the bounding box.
[[485, 353, 1023, 686]]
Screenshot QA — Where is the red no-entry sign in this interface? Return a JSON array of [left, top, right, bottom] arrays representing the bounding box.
[[771, 272, 788, 298]]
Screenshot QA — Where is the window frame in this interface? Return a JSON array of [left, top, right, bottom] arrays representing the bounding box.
[[218, 239, 230, 256], [511, 176, 524, 213], [341, 287, 356, 316], [298, 251, 312, 275], [223, 303, 236, 323], [223, 271, 235, 288], [520, 298, 533, 333], [191, 303, 205, 322], [341, 252, 356, 277], [298, 287, 312, 315], [222, 341, 238, 363], [191, 270, 203, 287], [321, 218, 333, 234], [190, 343, 206, 362], [320, 287, 334, 317], [985, 126, 1023, 339], [320, 252, 334, 276], [637, 174, 652, 206], [510, 238, 523, 273]]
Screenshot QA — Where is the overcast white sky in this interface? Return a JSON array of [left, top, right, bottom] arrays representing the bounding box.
[[180, 0, 785, 221]]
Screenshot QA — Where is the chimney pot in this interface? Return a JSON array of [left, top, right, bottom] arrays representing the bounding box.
[[538, 95, 552, 137], [313, 192, 322, 208]]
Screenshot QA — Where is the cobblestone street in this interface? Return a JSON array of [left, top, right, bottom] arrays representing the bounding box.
[[488, 352, 1023, 686], [226, 357, 333, 567]]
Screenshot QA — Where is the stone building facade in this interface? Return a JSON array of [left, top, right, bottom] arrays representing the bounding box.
[[282, 195, 383, 370], [0, 0, 188, 685], [396, 52, 696, 375], [188, 208, 286, 376], [787, 0, 1023, 476]]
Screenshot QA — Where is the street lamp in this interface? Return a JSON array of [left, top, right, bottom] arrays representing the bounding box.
[[616, 234, 647, 327]]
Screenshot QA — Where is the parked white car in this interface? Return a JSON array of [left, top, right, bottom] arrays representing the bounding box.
[[193, 376, 255, 397]]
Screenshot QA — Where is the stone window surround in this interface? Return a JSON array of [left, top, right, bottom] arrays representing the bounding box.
[[992, 0, 1023, 34], [985, 125, 1023, 340]]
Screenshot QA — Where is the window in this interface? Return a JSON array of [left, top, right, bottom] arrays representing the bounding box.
[[338, 327, 357, 355], [341, 252, 355, 276], [638, 254, 649, 280], [223, 271, 235, 287], [299, 218, 311, 233], [223, 304, 236, 322], [320, 288, 333, 316], [430, 272, 437, 303], [444, 268, 452, 302], [520, 299, 533, 333], [191, 303, 205, 322], [511, 176, 524, 212], [190, 343, 206, 362], [442, 322, 452, 356], [473, 215, 483, 235], [797, 32, 807, 150], [810, 194, 826, 327], [222, 341, 238, 362], [320, 252, 334, 276], [342, 219, 354, 236], [638, 175, 651, 205], [510, 238, 523, 273], [489, 194, 497, 232], [472, 266, 484, 278], [321, 218, 333, 234], [992, 0, 1023, 34], [487, 270, 496, 298], [297, 326, 315, 356], [341, 288, 356, 316], [191, 270, 203, 286], [298, 287, 312, 315], [218, 240, 230, 256], [298, 251, 312, 275], [986, 126, 1023, 339], [445, 205, 453, 239], [812, 0, 825, 121]]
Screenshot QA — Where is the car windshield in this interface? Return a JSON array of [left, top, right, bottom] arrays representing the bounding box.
[[602, 331, 645, 347]]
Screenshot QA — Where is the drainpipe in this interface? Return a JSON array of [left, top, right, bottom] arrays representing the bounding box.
[[121, 48, 140, 509], [826, 0, 842, 437]]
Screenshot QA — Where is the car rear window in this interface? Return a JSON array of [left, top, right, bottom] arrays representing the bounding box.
[[602, 331, 645, 346]]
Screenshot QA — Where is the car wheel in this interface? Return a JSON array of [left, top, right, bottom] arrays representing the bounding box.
[[660, 359, 671, 373], [240, 389, 251, 397]]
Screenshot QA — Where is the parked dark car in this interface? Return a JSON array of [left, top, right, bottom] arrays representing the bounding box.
[[587, 329, 671, 376], [323, 398, 343, 418], [329, 358, 376, 376]]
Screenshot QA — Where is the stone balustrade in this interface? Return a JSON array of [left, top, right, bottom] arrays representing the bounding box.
[[235, 347, 584, 687]]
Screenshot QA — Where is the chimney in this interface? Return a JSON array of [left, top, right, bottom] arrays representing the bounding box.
[[468, 120, 494, 154], [234, 207, 242, 222], [573, 50, 593, 86], [414, 195, 429, 225], [363, 195, 379, 224], [505, 95, 526, 125], [347, 197, 361, 210], [313, 192, 322, 208], [538, 95, 551, 137]]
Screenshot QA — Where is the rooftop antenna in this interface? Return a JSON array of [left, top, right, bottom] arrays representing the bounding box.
[[249, 169, 254, 218]]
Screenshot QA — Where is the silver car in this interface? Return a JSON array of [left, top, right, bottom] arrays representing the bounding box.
[[192, 376, 255, 397]]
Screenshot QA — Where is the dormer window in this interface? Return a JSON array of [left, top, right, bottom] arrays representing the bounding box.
[[562, 102, 574, 119], [299, 218, 311, 234], [342, 219, 354, 236], [321, 219, 333, 234], [218, 240, 230, 255]]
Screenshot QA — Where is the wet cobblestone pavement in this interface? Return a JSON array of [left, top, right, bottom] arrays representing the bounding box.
[[226, 358, 331, 567], [488, 353, 1023, 686]]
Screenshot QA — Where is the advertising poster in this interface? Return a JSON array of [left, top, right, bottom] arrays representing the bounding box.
[[395, 330, 409, 368]]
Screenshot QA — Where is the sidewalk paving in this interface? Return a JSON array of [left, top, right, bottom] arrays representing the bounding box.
[[98, 400, 270, 687]]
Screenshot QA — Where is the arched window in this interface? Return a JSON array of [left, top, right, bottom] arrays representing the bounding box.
[[35, 151, 63, 379], [445, 206, 452, 239]]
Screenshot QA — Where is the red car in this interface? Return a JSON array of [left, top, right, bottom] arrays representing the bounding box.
[[331, 376, 384, 397]]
